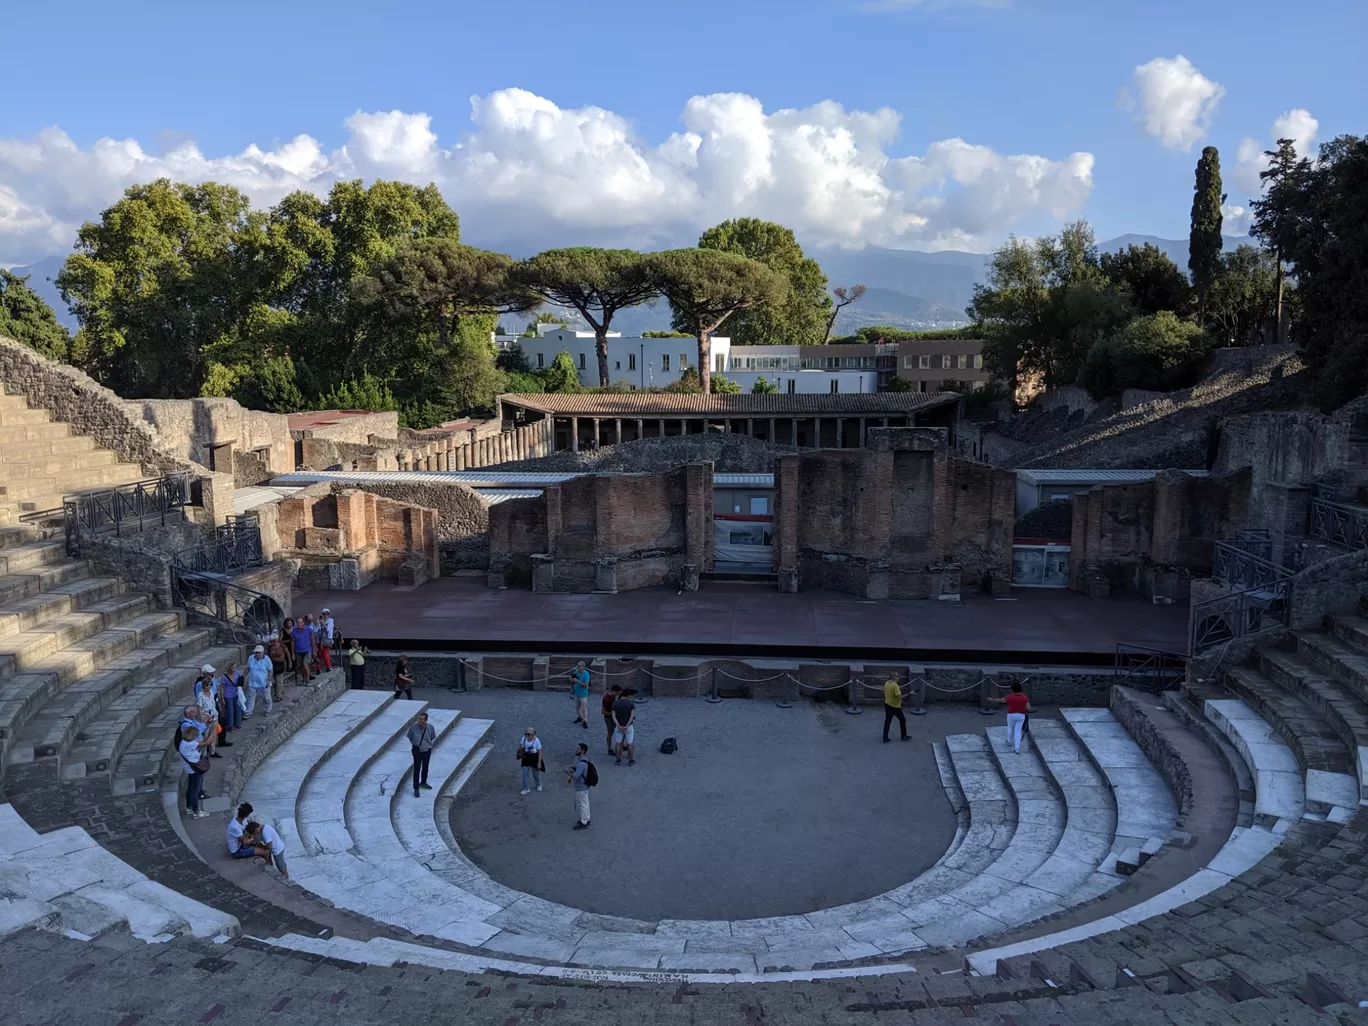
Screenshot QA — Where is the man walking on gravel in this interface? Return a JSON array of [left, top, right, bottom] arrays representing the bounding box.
[[570, 661, 591, 728], [882, 678, 910, 744], [567, 742, 592, 830], [408, 711, 436, 797]]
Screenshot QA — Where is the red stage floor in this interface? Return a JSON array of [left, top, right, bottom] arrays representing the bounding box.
[[294, 578, 1189, 664]]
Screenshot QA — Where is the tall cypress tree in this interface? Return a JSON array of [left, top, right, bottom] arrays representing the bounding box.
[[1189, 146, 1225, 325]]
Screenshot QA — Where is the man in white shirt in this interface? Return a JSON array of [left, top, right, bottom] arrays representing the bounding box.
[[246, 821, 289, 879], [178, 725, 209, 819]]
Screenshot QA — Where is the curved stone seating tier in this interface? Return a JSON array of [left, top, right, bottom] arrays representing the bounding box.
[[1259, 646, 1368, 796], [1202, 698, 1313, 824], [243, 696, 1219, 975], [1060, 707, 1178, 857], [0, 803, 237, 943]]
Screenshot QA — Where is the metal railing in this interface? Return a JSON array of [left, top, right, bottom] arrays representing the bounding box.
[[171, 568, 277, 645], [1212, 541, 1292, 592], [1114, 644, 1187, 690], [171, 514, 263, 575], [18, 472, 194, 556], [1229, 528, 1274, 560], [1311, 498, 1368, 551], [1189, 575, 1292, 653]]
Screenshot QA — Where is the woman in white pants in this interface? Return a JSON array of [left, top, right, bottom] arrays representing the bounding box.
[[991, 682, 1034, 754]]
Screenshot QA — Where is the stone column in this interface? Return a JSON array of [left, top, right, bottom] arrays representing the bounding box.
[[791, 418, 799, 447], [746, 418, 754, 439], [570, 419, 579, 452], [837, 419, 845, 449], [859, 418, 867, 448], [614, 418, 622, 446], [454, 445, 467, 470], [768, 418, 776, 443], [636, 418, 644, 442], [659, 418, 666, 438], [593, 418, 601, 448]]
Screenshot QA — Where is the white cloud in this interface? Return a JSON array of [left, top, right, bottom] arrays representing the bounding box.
[[857, 0, 1009, 10], [1120, 56, 1225, 151], [1220, 202, 1251, 236], [0, 89, 1095, 264], [1231, 108, 1320, 197]]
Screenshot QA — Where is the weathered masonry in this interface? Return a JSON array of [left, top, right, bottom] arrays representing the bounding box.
[[496, 392, 963, 453]]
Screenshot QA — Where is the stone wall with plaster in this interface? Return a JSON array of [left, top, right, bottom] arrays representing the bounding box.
[[123, 397, 292, 482]]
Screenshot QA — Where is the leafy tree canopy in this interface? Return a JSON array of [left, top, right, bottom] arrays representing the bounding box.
[[542, 350, 582, 394], [1100, 243, 1193, 316], [1082, 311, 1213, 397], [751, 375, 780, 394], [0, 269, 70, 360]]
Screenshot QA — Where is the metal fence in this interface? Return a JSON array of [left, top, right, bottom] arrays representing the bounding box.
[[1311, 498, 1368, 551], [19, 472, 195, 556], [171, 514, 263, 575], [1189, 576, 1292, 653], [170, 569, 278, 645], [1212, 542, 1292, 592], [1114, 644, 1187, 690]]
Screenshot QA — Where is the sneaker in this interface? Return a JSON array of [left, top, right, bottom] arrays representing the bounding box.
[[581, 721, 588, 729], [191, 810, 208, 819], [615, 758, 622, 766], [520, 788, 531, 796], [209, 752, 223, 759], [413, 791, 420, 798], [628, 759, 635, 766], [901, 736, 911, 742], [419, 783, 433, 790], [536, 784, 543, 792], [220, 741, 234, 747], [572, 718, 582, 724], [573, 822, 589, 830]]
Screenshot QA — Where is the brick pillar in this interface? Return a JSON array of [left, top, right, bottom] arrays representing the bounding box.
[[775, 453, 800, 592], [683, 461, 714, 581]]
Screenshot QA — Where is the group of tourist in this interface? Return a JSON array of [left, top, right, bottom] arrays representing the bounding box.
[[226, 802, 289, 878], [881, 676, 1034, 753]]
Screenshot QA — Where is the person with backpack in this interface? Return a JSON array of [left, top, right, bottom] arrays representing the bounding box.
[[567, 742, 595, 830]]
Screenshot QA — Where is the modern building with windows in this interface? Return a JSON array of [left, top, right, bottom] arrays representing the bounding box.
[[505, 328, 729, 390], [895, 338, 991, 392]]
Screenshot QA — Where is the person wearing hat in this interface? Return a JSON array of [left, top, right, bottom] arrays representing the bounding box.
[[516, 727, 545, 795], [570, 661, 591, 729], [195, 671, 222, 759], [318, 608, 336, 671], [244, 644, 274, 717]]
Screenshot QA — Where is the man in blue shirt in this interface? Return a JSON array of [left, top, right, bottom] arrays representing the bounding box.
[[290, 620, 314, 682], [570, 661, 591, 729], [244, 644, 274, 717]]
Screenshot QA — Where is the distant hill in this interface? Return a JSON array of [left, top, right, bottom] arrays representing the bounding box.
[[5, 256, 73, 329], [830, 287, 965, 334]]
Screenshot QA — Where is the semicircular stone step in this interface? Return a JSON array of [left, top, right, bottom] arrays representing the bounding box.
[[1202, 698, 1311, 825]]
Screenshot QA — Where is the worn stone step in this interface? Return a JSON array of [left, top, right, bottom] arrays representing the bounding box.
[[0, 434, 98, 461], [0, 420, 73, 444], [1329, 613, 1368, 651], [0, 593, 154, 677], [0, 539, 69, 576], [1161, 689, 1257, 827], [55, 637, 233, 778], [1221, 664, 1357, 809], [0, 463, 147, 501], [0, 393, 31, 410], [1259, 647, 1368, 798], [0, 408, 52, 427], [0, 449, 120, 479], [1201, 697, 1309, 825], [1296, 630, 1368, 704], [0, 575, 124, 638], [0, 610, 187, 758], [0, 558, 92, 606], [1059, 707, 1179, 849]]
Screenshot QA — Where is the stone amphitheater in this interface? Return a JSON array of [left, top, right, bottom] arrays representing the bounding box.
[[4, 372, 1368, 1026]]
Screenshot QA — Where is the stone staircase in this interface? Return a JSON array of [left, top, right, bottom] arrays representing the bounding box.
[[0, 527, 231, 789], [0, 383, 148, 523]]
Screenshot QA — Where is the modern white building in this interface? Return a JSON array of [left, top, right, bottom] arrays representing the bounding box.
[[502, 328, 877, 394]]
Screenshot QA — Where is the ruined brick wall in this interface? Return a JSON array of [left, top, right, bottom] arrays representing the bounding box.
[[1068, 481, 1155, 591], [326, 480, 489, 573], [493, 432, 798, 475], [1150, 469, 1252, 569], [272, 488, 438, 585], [488, 497, 548, 588], [947, 457, 1016, 587]]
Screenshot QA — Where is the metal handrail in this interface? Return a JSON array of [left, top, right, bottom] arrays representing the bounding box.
[[1114, 643, 1187, 690], [1190, 576, 1292, 654], [1212, 542, 1292, 592], [19, 472, 194, 554], [170, 568, 277, 645], [1311, 498, 1368, 551], [172, 514, 263, 575]]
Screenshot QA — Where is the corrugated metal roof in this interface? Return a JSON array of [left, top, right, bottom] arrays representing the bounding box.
[[499, 392, 961, 415], [714, 473, 774, 488], [271, 470, 584, 488], [474, 488, 543, 503], [1015, 469, 1211, 484], [233, 485, 303, 514]]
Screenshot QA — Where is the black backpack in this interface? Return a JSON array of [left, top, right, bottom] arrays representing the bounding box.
[[660, 737, 677, 754], [585, 761, 599, 787]]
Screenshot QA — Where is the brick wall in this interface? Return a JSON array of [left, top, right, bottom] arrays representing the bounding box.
[[488, 497, 548, 588], [272, 488, 439, 588], [1069, 481, 1155, 592]]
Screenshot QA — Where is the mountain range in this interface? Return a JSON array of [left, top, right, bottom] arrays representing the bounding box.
[[9, 235, 1255, 336]]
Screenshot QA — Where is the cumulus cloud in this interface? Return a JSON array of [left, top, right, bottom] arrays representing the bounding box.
[[1231, 108, 1320, 197], [0, 89, 1095, 264], [1120, 56, 1225, 151], [1220, 202, 1251, 236]]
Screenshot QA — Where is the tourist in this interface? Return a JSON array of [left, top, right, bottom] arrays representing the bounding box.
[[318, 608, 335, 671], [196, 675, 222, 759], [601, 683, 622, 756], [227, 802, 256, 859], [611, 688, 637, 766], [882, 678, 910, 744], [991, 682, 1034, 754], [567, 742, 592, 830], [267, 630, 288, 690], [517, 727, 544, 795], [243, 821, 289, 879], [408, 711, 436, 797], [394, 655, 415, 700], [292, 616, 315, 683], [348, 639, 369, 690], [178, 724, 210, 819], [279, 619, 297, 680], [244, 644, 274, 717], [220, 664, 243, 735], [570, 661, 591, 728]]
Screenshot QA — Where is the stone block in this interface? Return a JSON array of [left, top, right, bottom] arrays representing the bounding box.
[[594, 556, 618, 594], [530, 554, 555, 593], [679, 563, 700, 592], [777, 567, 798, 593], [328, 558, 362, 591]]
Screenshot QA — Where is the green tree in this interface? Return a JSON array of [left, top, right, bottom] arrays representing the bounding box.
[[1251, 139, 1313, 346], [711, 375, 742, 394], [883, 376, 914, 392], [642, 330, 692, 338], [1082, 311, 1213, 397], [231, 356, 308, 413], [496, 342, 531, 373], [1189, 146, 1225, 322], [1204, 246, 1278, 346], [1100, 243, 1192, 316], [661, 366, 702, 394], [319, 373, 399, 412], [523, 312, 569, 336], [751, 375, 780, 394], [0, 269, 70, 360], [822, 284, 867, 342], [649, 249, 782, 393], [512, 248, 657, 386], [57, 179, 267, 396], [687, 219, 830, 346], [542, 350, 582, 393]]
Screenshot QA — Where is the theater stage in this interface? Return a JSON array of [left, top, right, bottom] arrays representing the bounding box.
[[294, 578, 1188, 666]]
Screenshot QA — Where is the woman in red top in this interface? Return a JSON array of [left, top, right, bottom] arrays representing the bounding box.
[[991, 682, 1034, 754]]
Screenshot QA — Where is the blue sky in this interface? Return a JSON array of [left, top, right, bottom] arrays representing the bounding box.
[[3, 0, 1364, 263]]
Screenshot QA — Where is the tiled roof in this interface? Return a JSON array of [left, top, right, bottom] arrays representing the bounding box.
[[498, 392, 961, 416]]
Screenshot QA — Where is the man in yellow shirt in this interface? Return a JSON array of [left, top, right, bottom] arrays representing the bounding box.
[[882, 678, 909, 743]]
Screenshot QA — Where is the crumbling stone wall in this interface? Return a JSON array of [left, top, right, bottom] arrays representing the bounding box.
[[273, 488, 440, 590], [325, 480, 490, 574], [488, 497, 548, 588], [298, 437, 399, 472], [773, 427, 1014, 598], [74, 517, 210, 609], [124, 396, 292, 479], [492, 432, 799, 475]]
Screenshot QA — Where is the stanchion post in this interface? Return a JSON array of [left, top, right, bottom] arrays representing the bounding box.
[[845, 674, 862, 715], [455, 656, 467, 693], [978, 675, 997, 715], [706, 666, 722, 703], [775, 671, 795, 709], [909, 674, 927, 716]]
